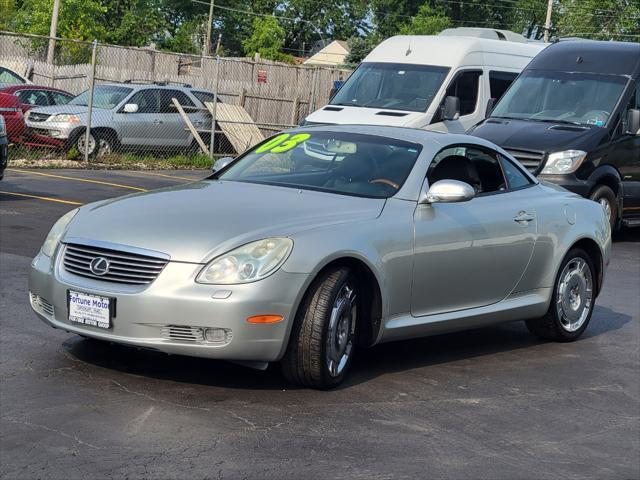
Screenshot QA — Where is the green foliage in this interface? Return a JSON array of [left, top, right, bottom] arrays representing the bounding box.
[[0, 0, 16, 30], [344, 34, 382, 65], [103, 0, 166, 47], [399, 3, 450, 35], [157, 17, 205, 54], [555, 0, 640, 41], [243, 17, 295, 63]]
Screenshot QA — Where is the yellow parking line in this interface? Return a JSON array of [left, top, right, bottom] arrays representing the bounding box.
[[0, 190, 83, 205], [128, 171, 199, 182], [7, 169, 147, 192]]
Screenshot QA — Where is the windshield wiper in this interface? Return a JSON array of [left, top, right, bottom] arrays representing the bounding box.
[[529, 118, 584, 126]]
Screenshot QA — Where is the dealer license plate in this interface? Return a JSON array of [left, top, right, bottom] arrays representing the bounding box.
[[68, 290, 113, 330]]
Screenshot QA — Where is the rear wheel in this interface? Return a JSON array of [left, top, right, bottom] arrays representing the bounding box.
[[525, 248, 596, 342], [281, 267, 358, 388], [589, 184, 617, 230]]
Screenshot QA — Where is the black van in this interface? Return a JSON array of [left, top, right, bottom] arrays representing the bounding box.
[[469, 40, 640, 229]]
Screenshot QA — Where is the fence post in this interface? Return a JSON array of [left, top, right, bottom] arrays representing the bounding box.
[[84, 40, 98, 163], [291, 97, 300, 125], [209, 55, 221, 162], [309, 67, 320, 114], [238, 88, 246, 108]]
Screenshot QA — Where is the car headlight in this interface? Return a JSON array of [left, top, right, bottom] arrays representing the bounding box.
[[41, 208, 79, 257], [196, 238, 293, 284], [50, 114, 80, 124], [0, 116, 5, 136], [541, 150, 587, 174]]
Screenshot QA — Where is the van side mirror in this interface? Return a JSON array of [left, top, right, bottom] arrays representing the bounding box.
[[485, 98, 496, 118], [123, 103, 138, 113], [212, 156, 234, 173], [443, 96, 460, 121], [419, 179, 475, 204], [626, 109, 640, 135]]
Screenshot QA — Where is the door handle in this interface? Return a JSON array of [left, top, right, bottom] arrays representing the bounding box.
[[514, 211, 535, 224], [153, 119, 163, 124]]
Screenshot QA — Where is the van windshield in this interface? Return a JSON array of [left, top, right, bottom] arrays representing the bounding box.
[[491, 70, 627, 127], [330, 62, 449, 112]]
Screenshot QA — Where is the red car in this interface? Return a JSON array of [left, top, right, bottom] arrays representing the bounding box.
[[0, 85, 73, 143]]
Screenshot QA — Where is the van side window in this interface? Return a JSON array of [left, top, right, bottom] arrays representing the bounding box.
[[489, 71, 518, 102], [444, 70, 482, 116]]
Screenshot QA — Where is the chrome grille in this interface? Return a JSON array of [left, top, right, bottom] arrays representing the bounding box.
[[63, 243, 168, 285], [27, 112, 51, 122], [505, 149, 545, 173], [161, 325, 204, 343], [30, 292, 54, 317]]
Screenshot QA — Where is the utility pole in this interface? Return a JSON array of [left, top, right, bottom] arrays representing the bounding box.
[[543, 0, 553, 43], [205, 0, 215, 55], [46, 0, 61, 64], [215, 33, 222, 56]]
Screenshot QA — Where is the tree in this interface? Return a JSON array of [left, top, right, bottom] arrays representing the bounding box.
[[243, 16, 294, 62], [399, 3, 450, 35], [555, 0, 640, 41], [343, 34, 382, 65], [14, 0, 107, 63], [102, 0, 167, 47], [0, 0, 16, 31]]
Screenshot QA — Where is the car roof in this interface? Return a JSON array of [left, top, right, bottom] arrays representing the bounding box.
[[526, 40, 640, 77], [364, 35, 546, 68], [0, 84, 72, 95]]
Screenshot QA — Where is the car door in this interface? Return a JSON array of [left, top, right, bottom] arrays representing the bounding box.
[[156, 89, 199, 149], [114, 88, 160, 147], [609, 78, 640, 217], [430, 70, 484, 134], [411, 146, 538, 317]]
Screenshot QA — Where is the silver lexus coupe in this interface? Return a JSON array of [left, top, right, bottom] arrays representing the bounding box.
[[29, 125, 611, 388]]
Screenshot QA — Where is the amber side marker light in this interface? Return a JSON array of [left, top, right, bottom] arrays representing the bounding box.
[[247, 315, 284, 324]]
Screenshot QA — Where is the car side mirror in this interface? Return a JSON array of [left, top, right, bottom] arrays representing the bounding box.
[[442, 96, 461, 121], [123, 103, 138, 113], [212, 156, 234, 173], [419, 179, 475, 204], [485, 98, 496, 118], [626, 108, 640, 135]]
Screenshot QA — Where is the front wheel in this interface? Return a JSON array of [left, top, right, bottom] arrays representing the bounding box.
[[281, 267, 358, 388], [589, 185, 617, 230], [75, 130, 114, 159], [525, 248, 596, 342]]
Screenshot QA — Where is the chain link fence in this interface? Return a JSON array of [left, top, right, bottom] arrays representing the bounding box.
[[0, 31, 351, 167]]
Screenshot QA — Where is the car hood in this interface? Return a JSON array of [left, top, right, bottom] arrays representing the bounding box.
[[28, 105, 94, 116], [64, 180, 386, 263], [305, 105, 427, 127], [469, 118, 608, 153]]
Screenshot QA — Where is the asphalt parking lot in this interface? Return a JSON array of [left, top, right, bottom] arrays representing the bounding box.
[[1, 168, 639, 479]]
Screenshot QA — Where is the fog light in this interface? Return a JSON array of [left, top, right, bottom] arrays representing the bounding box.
[[204, 327, 231, 344], [50, 130, 61, 137]]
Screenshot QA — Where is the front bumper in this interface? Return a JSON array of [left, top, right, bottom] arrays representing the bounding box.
[[537, 173, 593, 197], [24, 120, 76, 147], [29, 247, 310, 362]]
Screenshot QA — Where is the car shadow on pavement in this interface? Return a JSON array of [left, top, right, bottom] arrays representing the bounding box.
[[63, 305, 631, 391]]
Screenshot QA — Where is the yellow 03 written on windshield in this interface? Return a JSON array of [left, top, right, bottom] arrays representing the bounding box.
[[255, 133, 311, 154]]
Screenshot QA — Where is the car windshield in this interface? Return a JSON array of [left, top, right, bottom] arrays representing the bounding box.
[[69, 85, 133, 109], [491, 70, 627, 126], [330, 62, 449, 112], [219, 131, 422, 198], [0, 67, 25, 84]]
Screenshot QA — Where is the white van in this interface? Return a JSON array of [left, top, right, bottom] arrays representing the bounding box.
[[302, 29, 546, 133]]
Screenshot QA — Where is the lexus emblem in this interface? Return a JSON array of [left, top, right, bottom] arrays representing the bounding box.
[[89, 257, 110, 276]]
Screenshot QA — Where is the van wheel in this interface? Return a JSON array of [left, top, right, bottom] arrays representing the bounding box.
[[525, 248, 596, 342], [589, 185, 617, 230], [281, 267, 358, 388]]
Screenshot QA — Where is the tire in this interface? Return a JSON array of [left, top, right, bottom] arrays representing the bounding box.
[[589, 184, 617, 230], [281, 267, 359, 388], [525, 248, 596, 342], [75, 130, 115, 159]]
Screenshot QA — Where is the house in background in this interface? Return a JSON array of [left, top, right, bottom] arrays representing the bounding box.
[[303, 40, 350, 67]]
